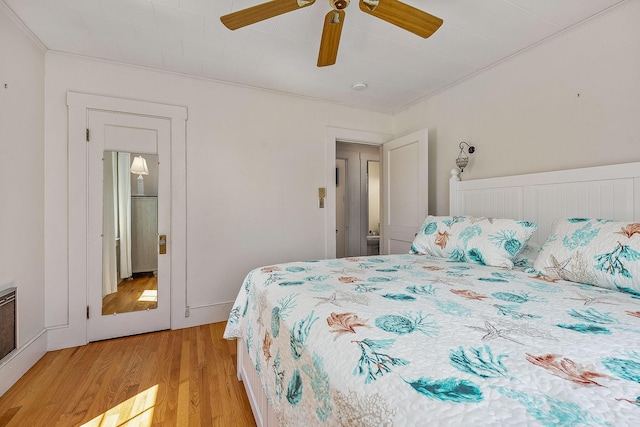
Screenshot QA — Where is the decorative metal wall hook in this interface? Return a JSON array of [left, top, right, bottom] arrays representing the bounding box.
[[456, 141, 475, 172]]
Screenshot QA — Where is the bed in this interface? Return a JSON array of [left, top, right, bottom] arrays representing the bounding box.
[[224, 162, 640, 426]]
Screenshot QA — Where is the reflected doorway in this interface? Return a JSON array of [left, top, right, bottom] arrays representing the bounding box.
[[102, 151, 159, 315]]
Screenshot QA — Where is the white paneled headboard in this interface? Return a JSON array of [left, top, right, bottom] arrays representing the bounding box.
[[449, 162, 640, 245]]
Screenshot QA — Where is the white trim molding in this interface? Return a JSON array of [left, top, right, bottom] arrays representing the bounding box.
[[47, 92, 187, 350], [324, 127, 393, 259], [0, 329, 47, 396]]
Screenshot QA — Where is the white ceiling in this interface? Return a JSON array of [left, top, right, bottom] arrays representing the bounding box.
[[4, 0, 629, 112]]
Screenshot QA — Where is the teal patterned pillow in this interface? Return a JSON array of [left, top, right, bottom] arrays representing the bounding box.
[[533, 218, 640, 294], [410, 216, 537, 268]]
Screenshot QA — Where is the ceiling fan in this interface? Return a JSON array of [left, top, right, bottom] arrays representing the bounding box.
[[220, 0, 443, 67]]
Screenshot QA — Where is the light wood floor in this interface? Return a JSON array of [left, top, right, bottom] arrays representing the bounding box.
[[0, 322, 256, 427], [102, 273, 158, 315]]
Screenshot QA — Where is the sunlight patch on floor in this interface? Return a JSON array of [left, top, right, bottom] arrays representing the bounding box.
[[81, 384, 158, 427], [138, 290, 157, 302]]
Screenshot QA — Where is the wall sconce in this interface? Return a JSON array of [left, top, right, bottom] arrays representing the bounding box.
[[130, 155, 149, 195], [455, 141, 475, 173]]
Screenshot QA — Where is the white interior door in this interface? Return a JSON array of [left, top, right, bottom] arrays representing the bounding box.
[[87, 110, 171, 341], [381, 129, 429, 254]]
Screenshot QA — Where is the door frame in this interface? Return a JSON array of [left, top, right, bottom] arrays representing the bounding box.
[[335, 143, 381, 257], [335, 158, 347, 258], [325, 127, 392, 258], [64, 92, 187, 347]]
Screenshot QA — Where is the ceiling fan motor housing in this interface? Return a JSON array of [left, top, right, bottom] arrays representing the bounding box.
[[332, 0, 349, 10]]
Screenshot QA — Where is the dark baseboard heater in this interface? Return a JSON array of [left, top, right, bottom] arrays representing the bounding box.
[[0, 287, 16, 361]]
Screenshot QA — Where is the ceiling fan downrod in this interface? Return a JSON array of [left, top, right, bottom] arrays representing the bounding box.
[[331, 0, 350, 9]]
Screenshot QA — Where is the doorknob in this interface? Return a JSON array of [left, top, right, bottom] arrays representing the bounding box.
[[159, 234, 167, 254]]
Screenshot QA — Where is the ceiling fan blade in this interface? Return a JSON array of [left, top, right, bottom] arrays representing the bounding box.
[[221, 0, 315, 30], [317, 10, 345, 67], [359, 0, 443, 38]]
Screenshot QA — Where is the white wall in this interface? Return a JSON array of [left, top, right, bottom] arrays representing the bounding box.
[[394, 1, 640, 215], [43, 53, 393, 348], [0, 5, 47, 395]]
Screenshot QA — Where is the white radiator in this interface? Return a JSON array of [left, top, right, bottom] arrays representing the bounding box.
[[0, 287, 16, 361]]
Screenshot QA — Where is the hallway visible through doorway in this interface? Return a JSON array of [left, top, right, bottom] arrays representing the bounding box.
[[335, 142, 380, 258]]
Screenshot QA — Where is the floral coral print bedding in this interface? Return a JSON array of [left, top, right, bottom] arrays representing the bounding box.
[[534, 218, 640, 295], [224, 254, 640, 426]]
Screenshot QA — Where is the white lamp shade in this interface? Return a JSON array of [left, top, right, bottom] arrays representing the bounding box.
[[130, 156, 149, 175]]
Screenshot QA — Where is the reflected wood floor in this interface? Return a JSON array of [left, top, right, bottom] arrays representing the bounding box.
[[0, 322, 256, 427], [102, 273, 158, 315]]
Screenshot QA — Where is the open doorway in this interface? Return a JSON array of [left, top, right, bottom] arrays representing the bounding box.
[[336, 142, 381, 257]]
